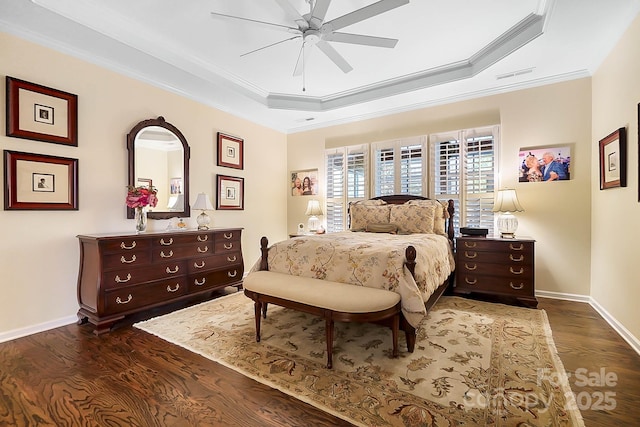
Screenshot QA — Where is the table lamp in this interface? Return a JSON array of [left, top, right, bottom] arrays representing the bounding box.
[[305, 200, 323, 233], [193, 193, 214, 230], [492, 189, 524, 238]]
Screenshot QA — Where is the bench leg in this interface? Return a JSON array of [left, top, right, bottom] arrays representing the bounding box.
[[325, 317, 334, 369], [391, 313, 399, 358], [262, 302, 268, 319], [253, 300, 262, 342]]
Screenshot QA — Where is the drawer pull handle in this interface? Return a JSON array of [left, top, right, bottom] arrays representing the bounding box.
[[227, 255, 237, 262], [510, 254, 524, 262], [464, 241, 477, 248], [116, 294, 132, 304], [464, 277, 477, 285], [115, 274, 131, 283], [120, 241, 136, 250], [464, 251, 477, 259], [228, 270, 238, 278], [195, 278, 206, 286], [224, 233, 233, 239], [160, 250, 174, 258], [197, 235, 209, 242], [224, 243, 233, 250], [167, 283, 180, 293], [160, 238, 173, 246], [510, 282, 524, 290], [509, 243, 524, 251], [510, 267, 524, 275], [194, 261, 205, 269], [166, 266, 179, 274], [197, 246, 209, 253], [120, 255, 136, 264], [464, 263, 477, 271]]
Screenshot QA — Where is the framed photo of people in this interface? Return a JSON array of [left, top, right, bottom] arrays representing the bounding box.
[[290, 169, 318, 196], [598, 127, 627, 190], [518, 145, 571, 183]]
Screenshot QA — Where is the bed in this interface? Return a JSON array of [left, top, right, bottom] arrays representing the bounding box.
[[248, 195, 456, 350]]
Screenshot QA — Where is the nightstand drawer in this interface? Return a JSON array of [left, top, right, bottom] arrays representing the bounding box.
[[458, 261, 533, 279], [458, 250, 533, 264], [456, 273, 534, 296], [458, 239, 533, 254]]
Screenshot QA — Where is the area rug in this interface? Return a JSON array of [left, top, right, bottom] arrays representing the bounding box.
[[134, 292, 584, 426]]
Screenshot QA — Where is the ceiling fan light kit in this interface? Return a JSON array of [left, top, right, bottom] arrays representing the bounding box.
[[211, 0, 409, 89]]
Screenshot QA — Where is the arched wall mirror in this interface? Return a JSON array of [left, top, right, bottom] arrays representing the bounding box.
[[127, 116, 190, 220]]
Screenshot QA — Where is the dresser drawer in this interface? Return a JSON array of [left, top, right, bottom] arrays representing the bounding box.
[[103, 277, 188, 315], [103, 250, 152, 270], [214, 229, 241, 243], [152, 243, 212, 261], [458, 261, 533, 279], [103, 260, 187, 289], [458, 249, 533, 264], [458, 239, 533, 254], [101, 238, 152, 253], [189, 266, 243, 292], [150, 232, 214, 247], [456, 273, 534, 296], [187, 252, 243, 274]]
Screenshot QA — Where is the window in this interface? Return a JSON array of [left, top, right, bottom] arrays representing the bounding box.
[[324, 126, 498, 234], [429, 126, 499, 234], [372, 137, 425, 196], [325, 145, 368, 232]]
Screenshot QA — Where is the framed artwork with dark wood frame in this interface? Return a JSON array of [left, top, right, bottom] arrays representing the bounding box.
[[5, 76, 78, 147], [599, 127, 627, 190], [216, 132, 244, 170], [4, 150, 78, 210], [216, 174, 244, 210]]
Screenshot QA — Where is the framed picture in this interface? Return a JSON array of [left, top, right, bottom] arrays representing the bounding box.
[[518, 145, 571, 182], [4, 150, 78, 210], [136, 177, 152, 189], [599, 127, 627, 190], [170, 177, 183, 195], [291, 169, 318, 196], [216, 132, 244, 169], [5, 76, 78, 147], [216, 174, 244, 210]]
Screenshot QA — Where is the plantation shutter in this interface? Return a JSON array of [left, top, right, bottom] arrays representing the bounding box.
[[372, 136, 425, 196]]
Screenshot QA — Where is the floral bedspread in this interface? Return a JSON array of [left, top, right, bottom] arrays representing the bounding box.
[[251, 232, 455, 327]]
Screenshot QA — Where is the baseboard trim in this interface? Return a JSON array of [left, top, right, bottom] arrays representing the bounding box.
[[536, 290, 640, 356], [0, 315, 77, 344]]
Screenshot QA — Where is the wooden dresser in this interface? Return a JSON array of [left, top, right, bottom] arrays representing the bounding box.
[[77, 228, 243, 334], [454, 236, 537, 308]]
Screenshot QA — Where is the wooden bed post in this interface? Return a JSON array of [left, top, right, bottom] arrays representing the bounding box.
[[405, 245, 417, 276], [446, 199, 455, 242], [259, 236, 269, 271]]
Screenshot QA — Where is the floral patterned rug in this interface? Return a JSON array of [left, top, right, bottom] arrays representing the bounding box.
[[134, 292, 584, 426]]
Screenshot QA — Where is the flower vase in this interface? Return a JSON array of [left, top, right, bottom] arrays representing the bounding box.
[[135, 207, 147, 233]]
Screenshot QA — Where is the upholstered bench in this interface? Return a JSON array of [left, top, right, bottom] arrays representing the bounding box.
[[243, 270, 403, 369]]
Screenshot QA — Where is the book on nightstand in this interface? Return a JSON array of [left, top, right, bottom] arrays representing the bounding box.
[[460, 227, 489, 237]]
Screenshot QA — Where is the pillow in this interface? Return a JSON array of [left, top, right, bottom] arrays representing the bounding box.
[[365, 223, 398, 234], [390, 204, 436, 234], [354, 199, 387, 206], [350, 204, 391, 231], [406, 199, 449, 236]]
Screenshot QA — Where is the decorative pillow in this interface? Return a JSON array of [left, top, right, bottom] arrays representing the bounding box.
[[406, 199, 449, 235], [350, 204, 391, 231], [354, 199, 387, 206], [390, 204, 436, 234], [365, 223, 398, 234]]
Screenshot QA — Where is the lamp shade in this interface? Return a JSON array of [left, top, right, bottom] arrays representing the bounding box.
[[305, 200, 323, 216], [492, 189, 524, 213], [193, 193, 214, 211], [167, 193, 184, 210]]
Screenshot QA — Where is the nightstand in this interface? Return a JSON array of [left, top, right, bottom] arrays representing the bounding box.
[[454, 236, 537, 308]]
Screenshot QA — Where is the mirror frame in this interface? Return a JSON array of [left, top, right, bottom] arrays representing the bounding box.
[[126, 116, 191, 220]]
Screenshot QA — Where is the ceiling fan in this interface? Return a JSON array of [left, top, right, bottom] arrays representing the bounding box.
[[211, 0, 409, 81]]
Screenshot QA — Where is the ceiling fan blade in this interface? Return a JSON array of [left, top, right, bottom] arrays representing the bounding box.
[[241, 35, 301, 57], [309, 0, 332, 29], [273, 0, 309, 30], [324, 0, 409, 31], [316, 40, 353, 73], [210, 11, 298, 32], [324, 32, 398, 48]]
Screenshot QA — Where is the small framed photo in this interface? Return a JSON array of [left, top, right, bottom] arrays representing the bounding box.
[[216, 174, 244, 210], [4, 150, 78, 210], [518, 146, 571, 183], [6, 76, 78, 146], [170, 177, 183, 195], [136, 177, 153, 189], [291, 169, 318, 196], [216, 132, 244, 170], [599, 127, 627, 190]]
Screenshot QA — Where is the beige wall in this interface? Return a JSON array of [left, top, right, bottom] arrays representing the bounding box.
[[0, 32, 287, 337], [591, 14, 640, 343], [288, 78, 593, 298]]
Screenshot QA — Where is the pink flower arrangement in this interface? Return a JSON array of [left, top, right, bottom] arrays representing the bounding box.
[[126, 185, 158, 209]]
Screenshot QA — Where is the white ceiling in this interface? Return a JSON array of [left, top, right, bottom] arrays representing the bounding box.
[[1, 0, 639, 133]]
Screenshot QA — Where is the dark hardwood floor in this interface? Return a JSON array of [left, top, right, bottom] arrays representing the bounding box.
[[1, 291, 638, 426]]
